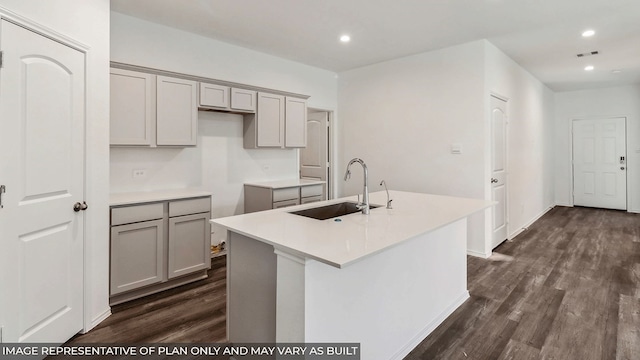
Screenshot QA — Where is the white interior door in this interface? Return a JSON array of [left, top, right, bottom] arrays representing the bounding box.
[[0, 19, 85, 343], [572, 118, 627, 210], [300, 110, 329, 199], [491, 96, 508, 249]]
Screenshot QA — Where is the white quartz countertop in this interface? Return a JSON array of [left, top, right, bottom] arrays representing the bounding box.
[[244, 178, 325, 189], [109, 188, 212, 206], [212, 190, 493, 268]]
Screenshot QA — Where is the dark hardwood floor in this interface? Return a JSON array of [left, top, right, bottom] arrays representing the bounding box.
[[68, 255, 227, 344], [68, 206, 640, 360], [407, 206, 640, 360]]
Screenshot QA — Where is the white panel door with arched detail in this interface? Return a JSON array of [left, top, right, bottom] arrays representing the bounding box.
[[572, 118, 627, 210], [300, 110, 329, 199], [0, 19, 86, 343], [491, 96, 508, 249]]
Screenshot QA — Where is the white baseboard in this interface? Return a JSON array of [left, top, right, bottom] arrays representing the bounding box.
[[467, 249, 491, 258], [390, 291, 470, 360], [555, 202, 573, 207], [83, 308, 111, 334], [509, 206, 554, 240]]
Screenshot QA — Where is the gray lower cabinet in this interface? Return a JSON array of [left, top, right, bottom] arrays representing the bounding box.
[[109, 196, 211, 305], [244, 183, 323, 213], [168, 212, 210, 279], [110, 219, 164, 295]]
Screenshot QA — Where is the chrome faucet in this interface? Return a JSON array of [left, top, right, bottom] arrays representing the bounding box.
[[344, 158, 370, 214], [380, 180, 393, 209]]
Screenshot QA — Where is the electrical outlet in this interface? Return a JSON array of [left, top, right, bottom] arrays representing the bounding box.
[[132, 169, 146, 178]]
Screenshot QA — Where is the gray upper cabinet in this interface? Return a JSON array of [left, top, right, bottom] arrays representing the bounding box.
[[199, 82, 257, 113], [257, 92, 285, 147], [110, 68, 154, 146], [199, 82, 230, 109], [244, 93, 308, 149], [156, 76, 198, 146], [230, 88, 257, 112], [110, 68, 197, 147], [110, 63, 308, 149], [285, 96, 307, 148]]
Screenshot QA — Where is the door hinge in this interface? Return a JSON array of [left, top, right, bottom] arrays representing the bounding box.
[[0, 51, 3, 68]]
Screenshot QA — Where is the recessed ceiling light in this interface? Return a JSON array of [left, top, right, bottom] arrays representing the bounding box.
[[339, 35, 351, 43], [582, 29, 595, 37], [584, 65, 594, 71], [612, 69, 622, 74]]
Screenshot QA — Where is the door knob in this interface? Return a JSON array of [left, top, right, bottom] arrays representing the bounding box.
[[621, 167, 626, 170], [73, 201, 88, 212], [491, 178, 498, 184]]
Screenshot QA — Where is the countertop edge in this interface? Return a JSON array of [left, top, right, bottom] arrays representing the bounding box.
[[244, 179, 326, 189], [212, 191, 494, 269], [110, 189, 212, 207]]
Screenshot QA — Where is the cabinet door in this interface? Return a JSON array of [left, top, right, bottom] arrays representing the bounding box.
[[257, 92, 285, 147], [168, 212, 211, 279], [199, 82, 230, 109], [110, 219, 164, 295], [156, 76, 198, 146], [285, 97, 307, 148], [110, 68, 154, 146], [231, 88, 257, 112]]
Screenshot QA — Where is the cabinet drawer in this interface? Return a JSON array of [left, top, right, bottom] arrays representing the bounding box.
[[169, 197, 211, 217], [300, 195, 322, 204], [111, 203, 164, 226], [272, 187, 299, 202], [301, 184, 323, 198], [273, 198, 300, 209]]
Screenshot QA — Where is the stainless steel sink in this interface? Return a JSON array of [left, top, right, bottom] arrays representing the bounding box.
[[289, 201, 380, 220]]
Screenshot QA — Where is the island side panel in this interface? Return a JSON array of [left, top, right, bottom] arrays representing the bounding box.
[[227, 231, 277, 342], [274, 250, 306, 342], [303, 218, 469, 360]]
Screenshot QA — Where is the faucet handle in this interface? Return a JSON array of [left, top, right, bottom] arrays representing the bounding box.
[[386, 199, 393, 209]]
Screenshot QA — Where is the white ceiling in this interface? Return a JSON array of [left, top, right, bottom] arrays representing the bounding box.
[[111, 0, 640, 92]]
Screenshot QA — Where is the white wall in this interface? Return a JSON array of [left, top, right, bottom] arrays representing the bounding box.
[[0, 0, 112, 331], [337, 40, 555, 257], [110, 12, 338, 245], [484, 41, 555, 247], [555, 85, 640, 211], [338, 41, 487, 254]]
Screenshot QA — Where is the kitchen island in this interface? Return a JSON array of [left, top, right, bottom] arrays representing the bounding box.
[[212, 191, 492, 360]]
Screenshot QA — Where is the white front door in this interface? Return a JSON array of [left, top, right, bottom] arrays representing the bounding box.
[[300, 110, 329, 199], [572, 118, 627, 210], [491, 96, 508, 248], [0, 19, 85, 343]]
